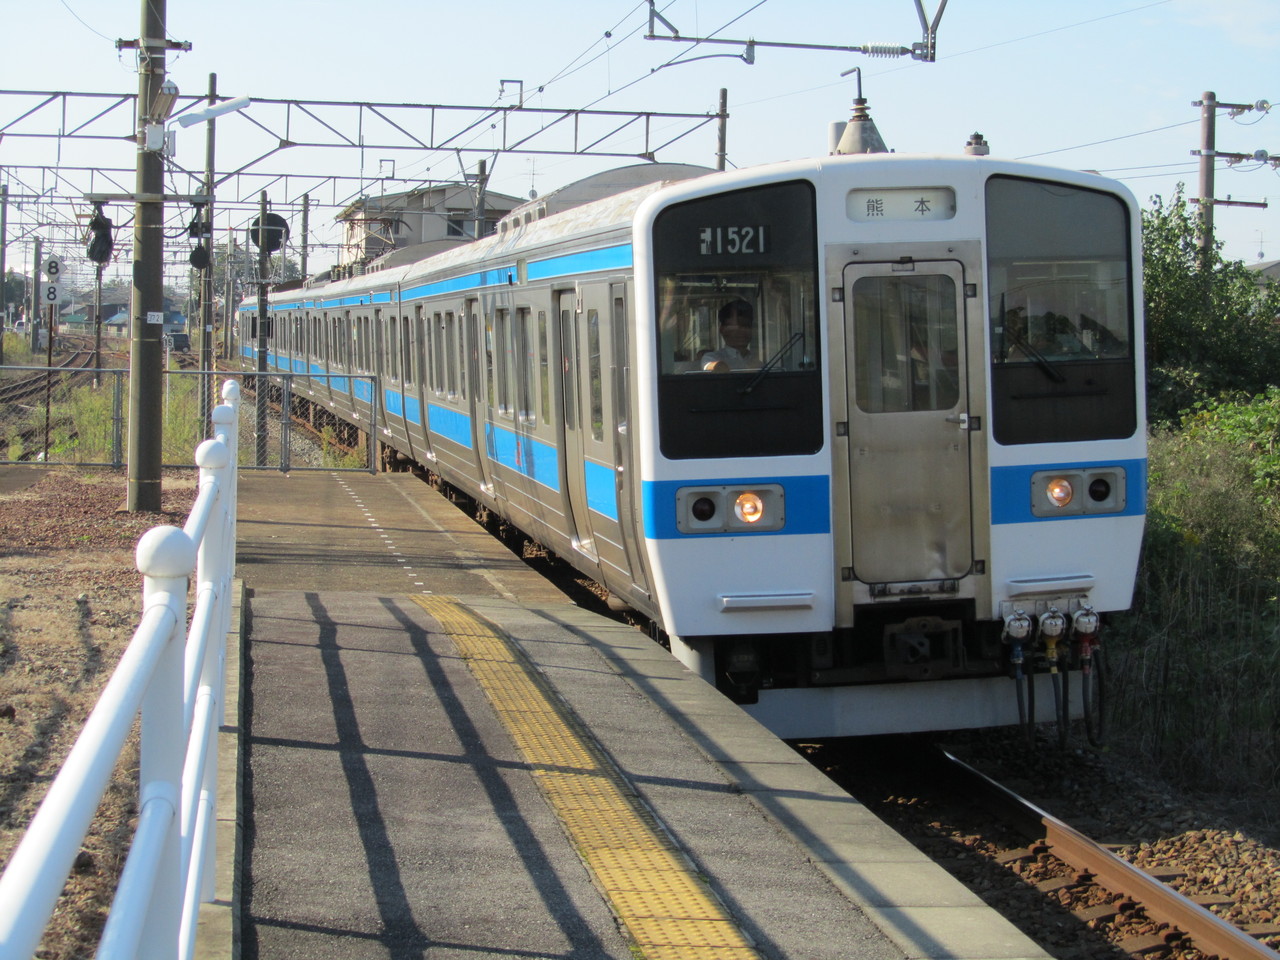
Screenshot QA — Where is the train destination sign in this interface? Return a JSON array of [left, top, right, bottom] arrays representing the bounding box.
[[698, 225, 768, 256], [847, 186, 956, 222]]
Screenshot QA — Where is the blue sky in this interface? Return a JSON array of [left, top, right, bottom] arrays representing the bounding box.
[[2, 0, 1277, 276]]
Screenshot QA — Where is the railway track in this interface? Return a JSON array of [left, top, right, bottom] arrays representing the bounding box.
[[0, 350, 98, 405], [807, 736, 1280, 960]]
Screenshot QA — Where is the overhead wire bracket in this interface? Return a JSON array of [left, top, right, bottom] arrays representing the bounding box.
[[645, 0, 947, 62]]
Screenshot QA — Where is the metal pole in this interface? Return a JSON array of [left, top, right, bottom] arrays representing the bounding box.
[[127, 0, 168, 512], [716, 88, 728, 171], [93, 263, 103, 385], [222, 230, 235, 360], [255, 191, 269, 466], [300, 193, 309, 279], [202, 74, 216, 379], [1197, 90, 1217, 266], [29, 238, 41, 352], [473, 159, 487, 239]]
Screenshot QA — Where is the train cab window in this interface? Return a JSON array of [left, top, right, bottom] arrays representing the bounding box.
[[853, 275, 959, 413], [986, 176, 1136, 444], [653, 180, 822, 459]]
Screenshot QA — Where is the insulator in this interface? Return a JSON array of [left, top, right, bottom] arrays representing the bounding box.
[[1003, 609, 1032, 641], [860, 43, 907, 58], [1072, 605, 1100, 637], [1038, 607, 1067, 639]]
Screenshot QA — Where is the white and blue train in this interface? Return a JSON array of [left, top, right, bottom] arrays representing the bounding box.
[[240, 150, 1145, 740]]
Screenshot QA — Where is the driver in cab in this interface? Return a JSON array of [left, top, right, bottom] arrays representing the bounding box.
[[701, 299, 757, 372]]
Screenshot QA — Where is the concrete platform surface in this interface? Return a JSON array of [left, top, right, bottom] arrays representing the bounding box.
[[211, 470, 1050, 960]]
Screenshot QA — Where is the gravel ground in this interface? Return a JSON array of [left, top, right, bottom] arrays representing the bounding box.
[[0, 468, 196, 960]]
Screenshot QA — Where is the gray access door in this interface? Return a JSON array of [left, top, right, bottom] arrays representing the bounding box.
[[844, 259, 973, 584]]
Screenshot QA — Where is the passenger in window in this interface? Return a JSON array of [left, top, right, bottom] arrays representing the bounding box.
[[701, 299, 757, 372]]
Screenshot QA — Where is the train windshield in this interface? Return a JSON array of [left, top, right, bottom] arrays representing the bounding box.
[[652, 180, 822, 459], [985, 176, 1137, 444]]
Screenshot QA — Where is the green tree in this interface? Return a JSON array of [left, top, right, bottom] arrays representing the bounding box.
[[2, 268, 27, 319], [1142, 185, 1280, 423]]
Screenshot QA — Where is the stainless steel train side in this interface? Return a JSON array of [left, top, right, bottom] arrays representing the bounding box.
[[242, 152, 1146, 740]]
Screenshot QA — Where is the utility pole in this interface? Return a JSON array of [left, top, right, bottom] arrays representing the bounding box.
[[1191, 91, 1272, 266], [125, 0, 175, 511], [716, 89, 727, 172], [1196, 91, 1218, 267]]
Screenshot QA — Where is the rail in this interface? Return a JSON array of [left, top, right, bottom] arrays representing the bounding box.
[[938, 748, 1280, 960], [0, 380, 242, 960]]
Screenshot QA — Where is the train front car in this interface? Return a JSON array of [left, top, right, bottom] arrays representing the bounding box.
[[634, 154, 1145, 739]]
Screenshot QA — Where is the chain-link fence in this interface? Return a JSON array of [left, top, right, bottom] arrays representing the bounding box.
[[0, 367, 376, 472]]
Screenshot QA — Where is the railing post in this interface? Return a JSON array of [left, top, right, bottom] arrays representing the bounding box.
[[99, 527, 195, 959]]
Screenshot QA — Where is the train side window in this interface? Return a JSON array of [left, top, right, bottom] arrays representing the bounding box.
[[444, 311, 458, 398], [461, 302, 474, 400], [587, 307, 603, 442], [485, 312, 498, 413], [538, 310, 550, 424], [612, 287, 629, 427], [387, 311, 399, 382], [517, 307, 534, 424], [409, 310, 421, 389], [498, 308, 515, 418], [432, 312, 444, 395]]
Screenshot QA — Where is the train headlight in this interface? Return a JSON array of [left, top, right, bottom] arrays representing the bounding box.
[[1030, 467, 1126, 518], [734, 491, 765, 524], [1045, 477, 1074, 508], [676, 483, 785, 533]]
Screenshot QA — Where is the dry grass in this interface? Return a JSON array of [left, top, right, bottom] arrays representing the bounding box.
[[0, 469, 195, 959]]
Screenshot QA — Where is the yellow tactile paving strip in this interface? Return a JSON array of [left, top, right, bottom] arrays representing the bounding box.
[[412, 595, 761, 960]]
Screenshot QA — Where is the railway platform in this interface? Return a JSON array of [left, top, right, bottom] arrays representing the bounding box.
[[215, 469, 1051, 960]]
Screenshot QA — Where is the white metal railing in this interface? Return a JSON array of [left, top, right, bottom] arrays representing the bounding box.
[[0, 380, 242, 960]]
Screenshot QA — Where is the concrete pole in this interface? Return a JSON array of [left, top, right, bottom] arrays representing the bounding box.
[[127, 0, 169, 511], [716, 88, 728, 172], [1197, 91, 1217, 266]]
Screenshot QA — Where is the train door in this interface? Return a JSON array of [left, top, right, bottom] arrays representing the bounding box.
[[842, 258, 974, 586], [412, 305, 434, 462], [610, 281, 649, 598], [465, 298, 494, 495], [556, 288, 599, 563]]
